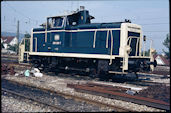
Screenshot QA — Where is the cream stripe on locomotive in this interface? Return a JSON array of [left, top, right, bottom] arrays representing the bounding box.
[[29, 52, 150, 60], [32, 28, 121, 34]]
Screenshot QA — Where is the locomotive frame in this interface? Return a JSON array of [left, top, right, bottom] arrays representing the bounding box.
[[19, 7, 157, 78]]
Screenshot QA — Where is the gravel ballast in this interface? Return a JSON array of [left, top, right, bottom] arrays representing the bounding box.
[[1, 95, 58, 112], [2, 72, 166, 112]]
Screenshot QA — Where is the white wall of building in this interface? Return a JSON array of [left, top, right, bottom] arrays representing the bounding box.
[[9, 37, 18, 46], [3, 43, 8, 49], [156, 56, 164, 65], [1, 37, 18, 49]]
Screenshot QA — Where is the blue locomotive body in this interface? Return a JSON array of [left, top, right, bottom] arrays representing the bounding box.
[[20, 7, 157, 78], [32, 23, 121, 55]]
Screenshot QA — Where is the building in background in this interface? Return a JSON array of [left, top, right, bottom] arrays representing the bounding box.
[[1, 36, 18, 49], [153, 54, 170, 66]]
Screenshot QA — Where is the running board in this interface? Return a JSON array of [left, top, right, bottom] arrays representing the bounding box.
[[108, 71, 128, 75]]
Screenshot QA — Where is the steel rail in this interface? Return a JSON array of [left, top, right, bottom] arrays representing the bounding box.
[[2, 79, 133, 112], [125, 80, 167, 86], [2, 62, 31, 67], [67, 84, 170, 111], [1, 55, 18, 59], [1, 88, 69, 112]]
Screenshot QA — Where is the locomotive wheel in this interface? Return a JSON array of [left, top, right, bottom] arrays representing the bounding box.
[[135, 73, 139, 80], [111, 74, 126, 82], [98, 71, 109, 81], [32, 60, 41, 68], [34, 63, 39, 68], [89, 68, 98, 78], [43, 67, 49, 73], [54, 69, 60, 75]]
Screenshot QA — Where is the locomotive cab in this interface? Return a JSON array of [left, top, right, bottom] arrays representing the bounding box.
[[46, 8, 94, 29]]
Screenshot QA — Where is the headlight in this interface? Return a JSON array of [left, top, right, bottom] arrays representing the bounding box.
[[125, 45, 132, 54]]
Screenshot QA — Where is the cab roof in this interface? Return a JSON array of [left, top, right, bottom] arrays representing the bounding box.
[[47, 10, 95, 19]]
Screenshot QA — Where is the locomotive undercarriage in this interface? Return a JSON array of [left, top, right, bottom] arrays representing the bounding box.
[[29, 55, 153, 80]]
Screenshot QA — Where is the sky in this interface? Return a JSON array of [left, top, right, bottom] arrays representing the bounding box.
[[1, 0, 169, 53]]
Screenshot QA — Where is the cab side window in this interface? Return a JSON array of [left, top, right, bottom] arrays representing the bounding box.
[[53, 17, 63, 27], [47, 17, 64, 28], [67, 14, 79, 26]]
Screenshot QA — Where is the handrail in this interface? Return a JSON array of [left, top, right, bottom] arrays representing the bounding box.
[[35, 37, 37, 52], [93, 30, 97, 48], [92, 29, 113, 65], [143, 40, 146, 56], [45, 19, 48, 42], [109, 30, 114, 65], [127, 36, 139, 56], [136, 37, 140, 56], [106, 30, 109, 48]]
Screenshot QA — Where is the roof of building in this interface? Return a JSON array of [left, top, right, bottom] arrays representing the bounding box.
[[1, 36, 16, 44], [153, 54, 170, 66]]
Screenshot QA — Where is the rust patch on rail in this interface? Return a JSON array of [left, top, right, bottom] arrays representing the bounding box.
[[67, 83, 170, 110]]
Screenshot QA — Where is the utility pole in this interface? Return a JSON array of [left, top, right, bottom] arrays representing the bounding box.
[[16, 20, 19, 55]]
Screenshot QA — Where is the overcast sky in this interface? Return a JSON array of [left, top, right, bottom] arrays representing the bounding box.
[[1, 0, 169, 53]]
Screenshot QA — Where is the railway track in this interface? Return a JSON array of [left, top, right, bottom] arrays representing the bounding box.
[[1, 56, 18, 63], [1, 54, 18, 58], [125, 80, 167, 86], [2, 62, 31, 67], [2, 79, 133, 112], [67, 83, 170, 111], [2, 88, 68, 112], [49, 71, 169, 87]]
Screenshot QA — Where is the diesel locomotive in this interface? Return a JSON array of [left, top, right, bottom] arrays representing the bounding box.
[[19, 6, 157, 78]]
